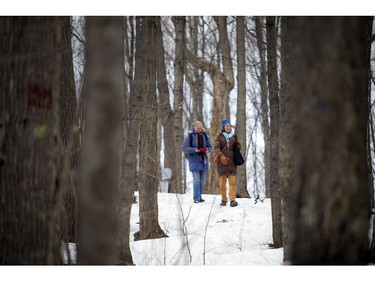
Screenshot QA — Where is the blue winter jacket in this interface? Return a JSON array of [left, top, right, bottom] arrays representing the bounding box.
[[181, 127, 212, 171]]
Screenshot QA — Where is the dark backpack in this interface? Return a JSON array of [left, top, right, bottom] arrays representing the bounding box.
[[184, 131, 207, 160]]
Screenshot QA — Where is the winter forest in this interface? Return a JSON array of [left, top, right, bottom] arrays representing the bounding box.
[[1, 14, 375, 268]]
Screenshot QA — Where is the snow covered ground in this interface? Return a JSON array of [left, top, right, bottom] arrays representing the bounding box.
[[130, 191, 283, 266], [6, 190, 375, 281], [60, 189, 282, 266]]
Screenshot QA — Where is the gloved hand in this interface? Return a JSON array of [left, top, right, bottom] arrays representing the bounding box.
[[236, 141, 241, 149], [198, 148, 208, 154], [219, 154, 228, 165]]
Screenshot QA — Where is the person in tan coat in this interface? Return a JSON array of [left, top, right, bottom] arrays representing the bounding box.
[[214, 119, 240, 207]]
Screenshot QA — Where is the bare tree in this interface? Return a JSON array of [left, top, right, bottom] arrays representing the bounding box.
[[266, 16, 282, 248], [135, 16, 167, 241], [0, 16, 63, 264], [117, 16, 148, 264], [244, 17, 266, 201], [155, 16, 175, 193], [254, 17, 271, 198], [283, 16, 372, 264], [78, 16, 123, 265], [235, 16, 250, 198], [171, 16, 186, 194], [186, 16, 204, 124]]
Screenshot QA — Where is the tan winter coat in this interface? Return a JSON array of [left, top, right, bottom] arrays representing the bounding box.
[[214, 132, 238, 176]]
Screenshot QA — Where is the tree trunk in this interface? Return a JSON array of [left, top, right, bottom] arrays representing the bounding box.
[[135, 16, 167, 241], [371, 211, 375, 263], [171, 16, 186, 194], [254, 16, 271, 199], [117, 17, 134, 265], [0, 16, 63, 264], [125, 17, 135, 91], [155, 16, 175, 192], [78, 16, 123, 265], [118, 16, 148, 263], [126, 16, 138, 197], [279, 17, 296, 263], [367, 18, 375, 263], [266, 16, 282, 248], [285, 16, 372, 265], [369, 112, 375, 262], [235, 16, 250, 198], [59, 16, 79, 247]]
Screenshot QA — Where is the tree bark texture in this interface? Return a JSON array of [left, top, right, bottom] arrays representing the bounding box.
[[59, 16, 79, 246], [266, 16, 282, 248], [117, 17, 134, 265], [279, 17, 296, 263], [0, 16, 63, 264], [123, 16, 140, 196], [136, 16, 167, 241], [285, 16, 372, 265], [118, 16, 148, 263]]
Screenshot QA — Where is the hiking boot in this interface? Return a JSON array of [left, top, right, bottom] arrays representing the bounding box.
[[220, 201, 227, 206], [199, 199, 205, 203], [230, 201, 238, 207]]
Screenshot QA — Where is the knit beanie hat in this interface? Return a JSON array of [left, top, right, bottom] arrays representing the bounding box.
[[221, 119, 230, 128]]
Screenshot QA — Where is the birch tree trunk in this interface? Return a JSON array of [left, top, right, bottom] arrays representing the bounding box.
[[0, 16, 63, 264], [78, 16, 123, 265], [235, 16, 249, 198]]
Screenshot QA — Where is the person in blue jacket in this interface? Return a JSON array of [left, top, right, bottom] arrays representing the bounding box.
[[181, 121, 212, 203]]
